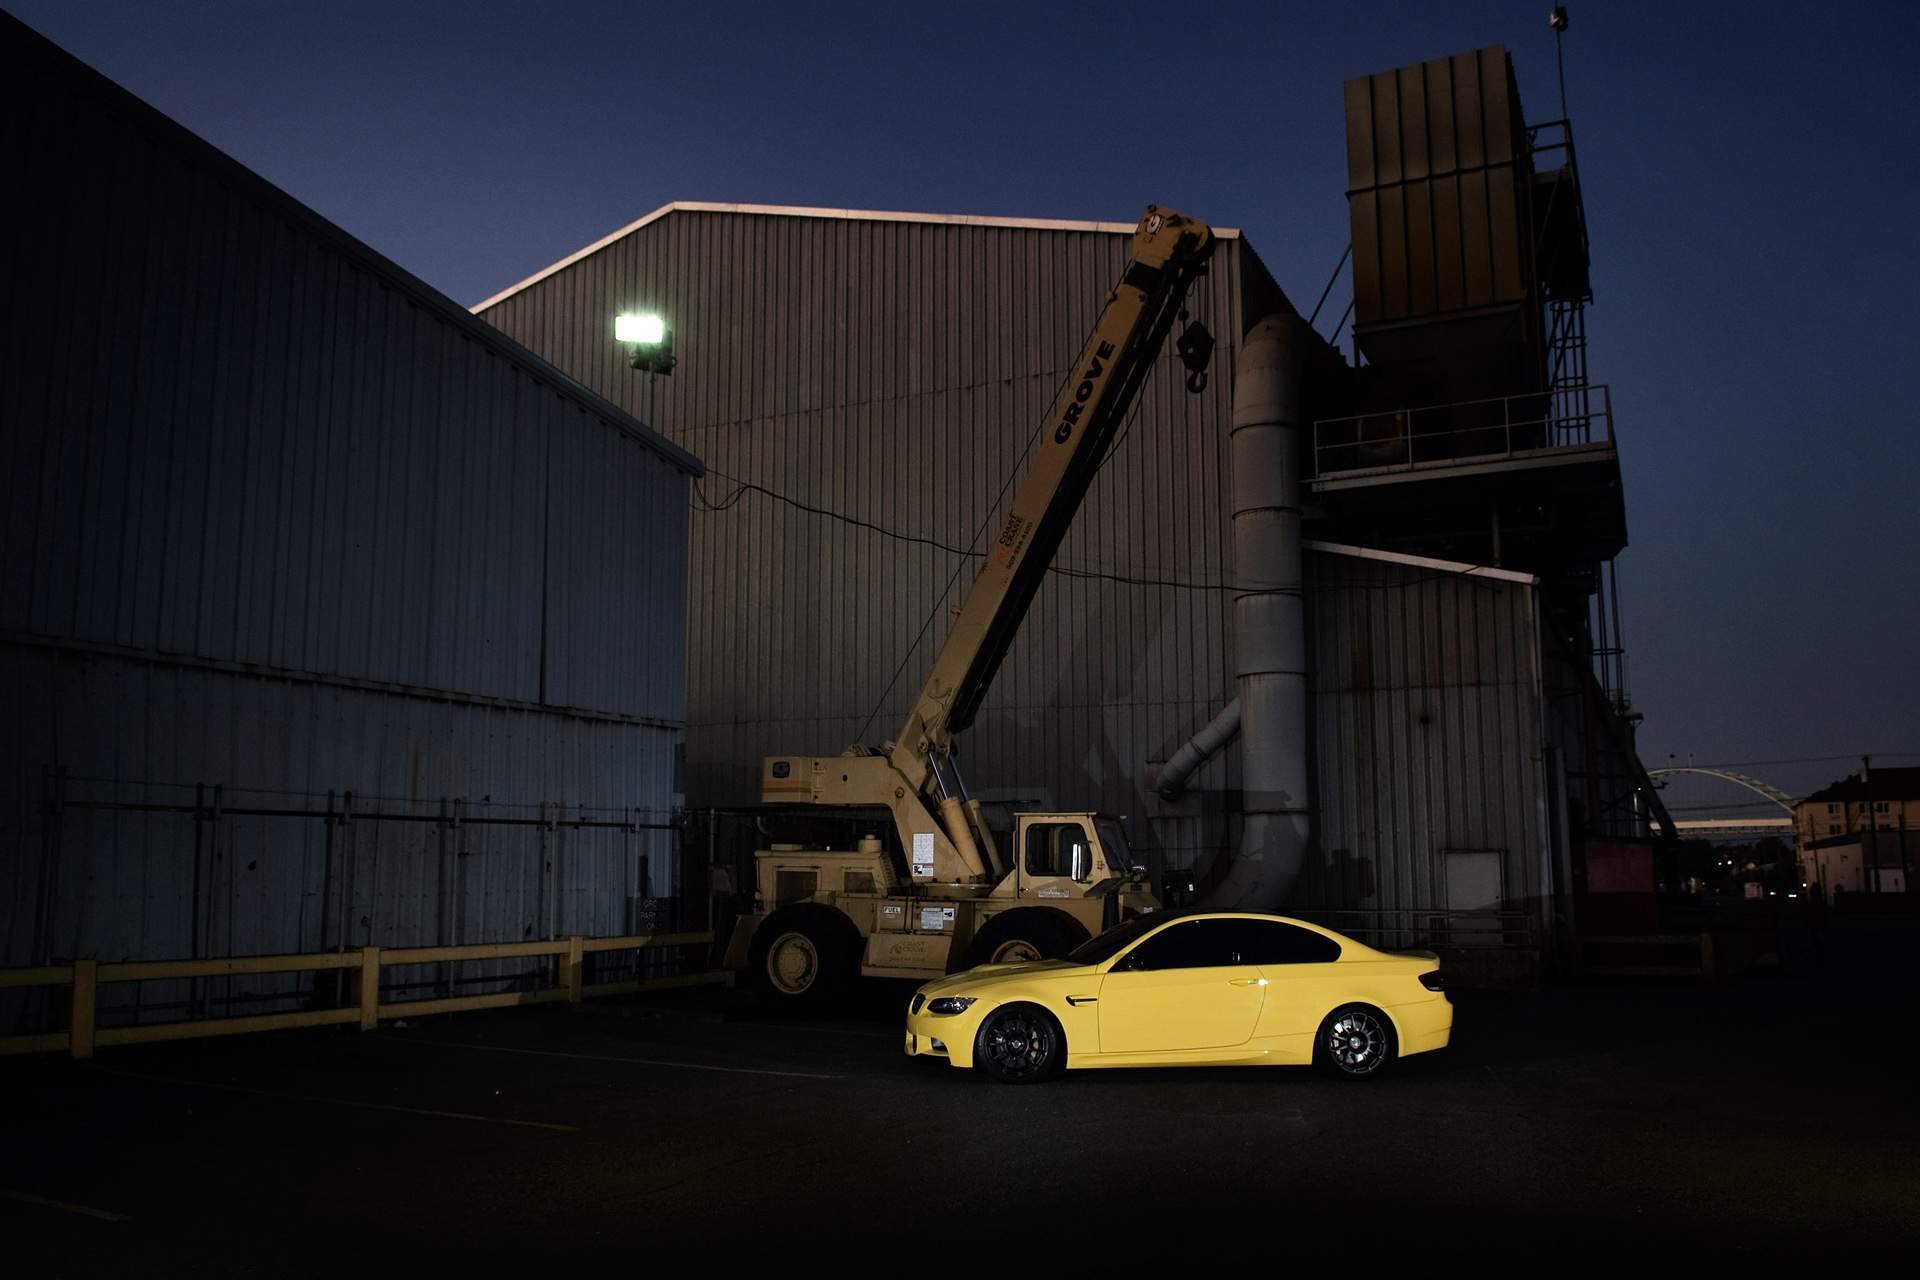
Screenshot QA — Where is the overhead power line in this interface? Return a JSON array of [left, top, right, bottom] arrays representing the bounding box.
[[693, 468, 1505, 597]]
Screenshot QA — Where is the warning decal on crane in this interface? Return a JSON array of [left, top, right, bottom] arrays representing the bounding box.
[[912, 832, 935, 877]]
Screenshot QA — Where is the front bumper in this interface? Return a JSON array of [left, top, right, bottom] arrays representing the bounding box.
[[904, 1001, 983, 1068]]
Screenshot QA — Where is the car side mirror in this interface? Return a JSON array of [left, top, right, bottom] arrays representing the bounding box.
[[1069, 842, 1090, 882]]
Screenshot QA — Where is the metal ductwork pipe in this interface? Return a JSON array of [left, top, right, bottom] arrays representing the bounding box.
[[1198, 314, 1311, 911], [1157, 698, 1240, 800]]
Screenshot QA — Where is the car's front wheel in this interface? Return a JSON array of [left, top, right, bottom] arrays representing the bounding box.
[[974, 1004, 1065, 1084], [1314, 1004, 1397, 1080]]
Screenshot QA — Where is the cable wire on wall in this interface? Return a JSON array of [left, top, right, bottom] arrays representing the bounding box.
[[695, 467, 1504, 596]]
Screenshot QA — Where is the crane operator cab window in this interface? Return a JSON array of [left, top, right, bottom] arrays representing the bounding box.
[[1026, 822, 1096, 883]]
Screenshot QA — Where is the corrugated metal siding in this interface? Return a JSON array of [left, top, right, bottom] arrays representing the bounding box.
[[4, 650, 680, 1018], [0, 37, 690, 723], [1346, 44, 1530, 328], [482, 212, 1280, 877], [1300, 553, 1546, 917], [0, 19, 694, 1003]]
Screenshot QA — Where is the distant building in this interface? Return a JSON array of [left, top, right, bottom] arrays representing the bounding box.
[[1793, 766, 1920, 844], [1793, 766, 1920, 895], [1802, 833, 1912, 897]]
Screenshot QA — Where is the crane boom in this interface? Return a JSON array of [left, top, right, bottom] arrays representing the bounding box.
[[758, 204, 1215, 887], [884, 206, 1216, 789]]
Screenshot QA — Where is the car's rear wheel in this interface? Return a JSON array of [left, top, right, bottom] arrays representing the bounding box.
[[1314, 1004, 1396, 1080], [974, 1004, 1065, 1084]]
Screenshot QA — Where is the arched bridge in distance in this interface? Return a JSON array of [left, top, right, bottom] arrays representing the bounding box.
[[1647, 767, 1798, 841]]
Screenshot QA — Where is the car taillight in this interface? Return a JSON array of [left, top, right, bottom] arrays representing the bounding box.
[[1418, 970, 1445, 992]]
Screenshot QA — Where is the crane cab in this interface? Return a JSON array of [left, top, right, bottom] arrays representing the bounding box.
[[996, 811, 1148, 904]]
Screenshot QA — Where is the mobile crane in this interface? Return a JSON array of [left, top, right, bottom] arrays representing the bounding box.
[[724, 207, 1218, 1002]]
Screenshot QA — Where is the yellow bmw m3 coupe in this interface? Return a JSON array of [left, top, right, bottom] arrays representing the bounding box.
[[904, 911, 1451, 1083]]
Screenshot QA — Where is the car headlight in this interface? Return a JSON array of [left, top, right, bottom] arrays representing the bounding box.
[[926, 996, 977, 1016]]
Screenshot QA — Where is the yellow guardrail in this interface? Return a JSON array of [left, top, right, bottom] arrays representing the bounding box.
[[0, 933, 728, 1060]]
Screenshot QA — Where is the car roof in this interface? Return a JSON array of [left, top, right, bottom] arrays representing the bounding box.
[[1135, 910, 1348, 941]]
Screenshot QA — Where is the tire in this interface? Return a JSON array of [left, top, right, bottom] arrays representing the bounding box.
[[1313, 1004, 1397, 1080], [966, 913, 1074, 968], [749, 909, 851, 1005], [974, 1004, 1066, 1084]]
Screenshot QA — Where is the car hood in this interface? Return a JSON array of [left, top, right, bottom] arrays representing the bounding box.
[[919, 958, 1095, 995]]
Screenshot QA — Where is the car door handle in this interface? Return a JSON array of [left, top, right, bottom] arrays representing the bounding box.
[[1228, 978, 1267, 987]]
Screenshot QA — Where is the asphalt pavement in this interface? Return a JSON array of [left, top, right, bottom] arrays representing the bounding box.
[[4, 916, 1915, 1270]]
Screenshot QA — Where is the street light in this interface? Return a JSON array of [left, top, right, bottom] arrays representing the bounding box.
[[615, 311, 675, 374]]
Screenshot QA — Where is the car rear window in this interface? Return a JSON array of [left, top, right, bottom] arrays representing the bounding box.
[[1232, 919, 1342, 964]]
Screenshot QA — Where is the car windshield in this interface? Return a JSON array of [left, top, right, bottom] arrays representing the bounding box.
[[1067, 914, 1162, 966]]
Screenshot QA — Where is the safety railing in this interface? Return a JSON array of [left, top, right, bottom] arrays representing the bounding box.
[[1312, 384, 1613, 477], [1294, 908, 1538, 950], [0, 932, 727, 1060]]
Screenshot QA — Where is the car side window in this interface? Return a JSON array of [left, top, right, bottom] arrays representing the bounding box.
[[1114, 920, 1242, 971], [1235, 920, 1342, 964], [1025, 822, 1093, 882]]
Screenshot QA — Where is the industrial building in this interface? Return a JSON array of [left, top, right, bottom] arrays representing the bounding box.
[[477, 45, 1667, 973], [0, 15, 700, 1030]]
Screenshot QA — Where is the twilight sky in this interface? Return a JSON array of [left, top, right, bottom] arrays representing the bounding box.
[[11, 0, 1917, 800]]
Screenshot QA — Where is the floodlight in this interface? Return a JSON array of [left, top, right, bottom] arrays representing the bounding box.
[[614, 313, 666, 345]]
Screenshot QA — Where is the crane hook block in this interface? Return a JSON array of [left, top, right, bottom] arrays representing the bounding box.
[[1176, 319, 1214, 395]]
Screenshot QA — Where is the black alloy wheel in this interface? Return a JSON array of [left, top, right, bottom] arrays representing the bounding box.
[[975, 1005, 1064, 1084], [1315, 1004, 1396, 1079]]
